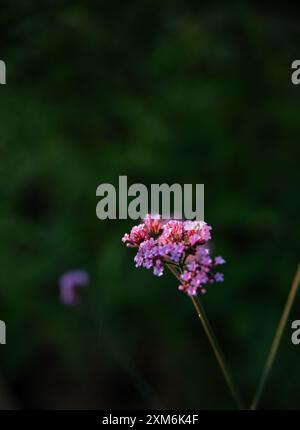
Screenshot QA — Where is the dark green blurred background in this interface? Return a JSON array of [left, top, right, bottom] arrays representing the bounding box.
[[0, 1, 299, 409]]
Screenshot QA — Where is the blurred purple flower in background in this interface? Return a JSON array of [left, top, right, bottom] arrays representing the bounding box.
[[59, 270, 90, 306]]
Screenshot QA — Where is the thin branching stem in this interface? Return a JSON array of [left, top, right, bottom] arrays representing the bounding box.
[[250, 262, 300, 410], [191, 295, 244, 410], [167, 263, 244, 410]]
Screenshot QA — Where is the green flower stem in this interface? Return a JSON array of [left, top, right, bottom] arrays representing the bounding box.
[[167, 264, 244, 410], [250, 262, 300, 410]]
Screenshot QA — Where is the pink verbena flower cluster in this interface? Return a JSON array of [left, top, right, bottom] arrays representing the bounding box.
[[122, 215, 225, 296]]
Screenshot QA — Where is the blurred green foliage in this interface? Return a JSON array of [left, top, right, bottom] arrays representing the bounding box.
[[0, 1, 299, 409]]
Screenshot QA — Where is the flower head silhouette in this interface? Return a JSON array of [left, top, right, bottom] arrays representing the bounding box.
[[59, 270, 90, 306], [122, 215, 225, 297]]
